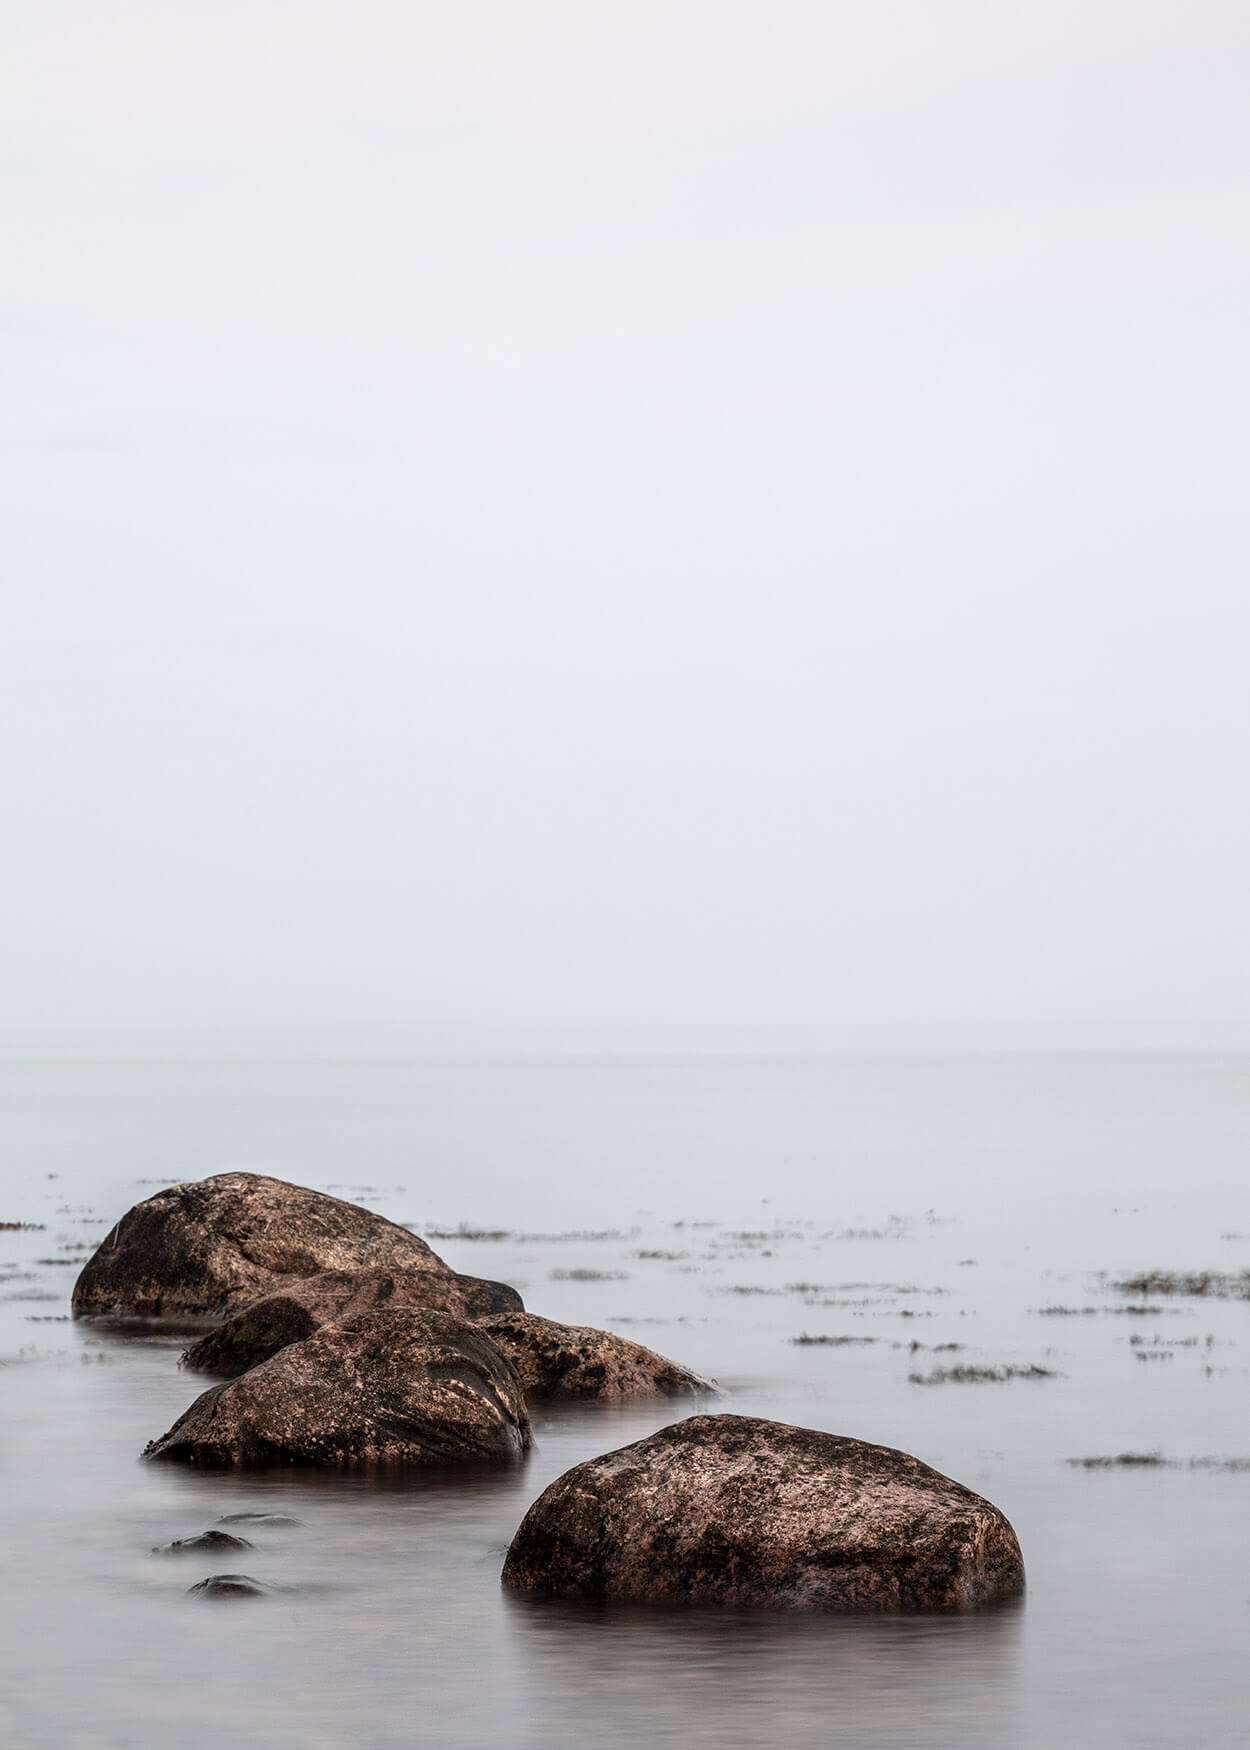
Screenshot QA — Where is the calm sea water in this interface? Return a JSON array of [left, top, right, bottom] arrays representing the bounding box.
[[0, 1052, 1246, 1748]]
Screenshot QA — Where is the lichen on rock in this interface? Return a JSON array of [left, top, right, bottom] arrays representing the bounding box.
[[72, 1173, 453, 1325], [478, 1311, 715, 1400], [181, 1266, 522, 1375], [502, 1413, 1024, 1611], [146, 1308, 532, 1468]]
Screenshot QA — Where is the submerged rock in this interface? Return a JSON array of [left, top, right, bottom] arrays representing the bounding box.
[[478, 1311, 715, 1399], [216, 1512, 303, 1527], [187, 1573, 274, 1600], [145, 1309, 531, 1468], [181, 1266, 523, 1376], [72, 1173, 452, 1324], [502, 1413, 1024, 1611], [153, 1529, 253, 1555]]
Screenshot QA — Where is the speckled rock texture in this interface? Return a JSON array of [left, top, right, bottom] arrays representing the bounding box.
[[502, 1414, 1025, 1611], [145, 1309, 531, 1468], [72, 1173, 452, 1324], [478, 1312, 716, 1400], [181, 1266, 524, 1375]]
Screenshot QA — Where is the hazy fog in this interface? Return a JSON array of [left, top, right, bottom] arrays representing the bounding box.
[[3, 3, 1247, 1042]]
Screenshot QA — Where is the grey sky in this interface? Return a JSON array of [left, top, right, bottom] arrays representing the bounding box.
[[3, 2, 1248, 1040]]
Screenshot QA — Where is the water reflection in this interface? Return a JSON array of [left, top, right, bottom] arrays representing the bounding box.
[[506, 1596, 1024, 1749], [153, 1441, 541, 1530]]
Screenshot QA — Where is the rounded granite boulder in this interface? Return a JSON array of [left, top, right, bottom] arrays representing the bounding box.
[[181, 1266, 523, 1376], [477, 1312, 716, 1400], [502, 1414, 1024, 1611], [146, 1309, 532, 1468], [73, 1173, 452, 1324]]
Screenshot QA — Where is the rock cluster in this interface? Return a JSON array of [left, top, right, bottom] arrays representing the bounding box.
[[181, 1266, 521, 1376], [74, 1175, 717, 1465], [76, 1174, 719, 1474], [77, 1174, 1025, 1612]]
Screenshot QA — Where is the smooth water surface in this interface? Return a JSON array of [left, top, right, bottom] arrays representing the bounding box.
[[0, 1052, 1246, 1747]]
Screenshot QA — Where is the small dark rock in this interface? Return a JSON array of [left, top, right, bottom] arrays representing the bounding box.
[[187, 1573, 274, 1600], [153, 1530, 254, 1555], [216, 1512, 303, 1527]]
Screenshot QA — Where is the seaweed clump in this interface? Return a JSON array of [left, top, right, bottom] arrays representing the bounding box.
[[909, 1364, 1058, 1386], [1110, 1270, 1250, 1301]]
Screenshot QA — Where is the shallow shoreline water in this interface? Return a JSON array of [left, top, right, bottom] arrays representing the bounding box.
[[1, 1052, 1246, 1747]]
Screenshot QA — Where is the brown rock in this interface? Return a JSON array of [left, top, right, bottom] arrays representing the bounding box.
[[479, 1311, 715, 1399], [72, 1173, 452, 1325], [146, 1309, 532, 1468], [502, 1413, 1025, 1611], [182, 1266, 523, 1375]]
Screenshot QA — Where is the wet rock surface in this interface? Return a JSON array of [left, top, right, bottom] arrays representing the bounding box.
[[181, 1266, 523, 1375], [72, 1173, 452, 1324], [187, 1573, 274, 1599], [146, 1309, 532, 1468], [153, 1530, 253, 1555], [478, 1311, 716, 1399], [502, 1413, 1025, 1611]]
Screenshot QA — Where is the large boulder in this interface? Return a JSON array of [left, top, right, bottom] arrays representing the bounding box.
[[72, 1173, 452, 1324], [478, 1312, 715, 1399], [145, 1309, 531, 1468], [182, 1267, 523, 1375], [502, 1414, 1024, 1611]]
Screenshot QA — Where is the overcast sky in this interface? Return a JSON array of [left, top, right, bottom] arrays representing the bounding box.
[[3, 2, 1247, 1043]]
